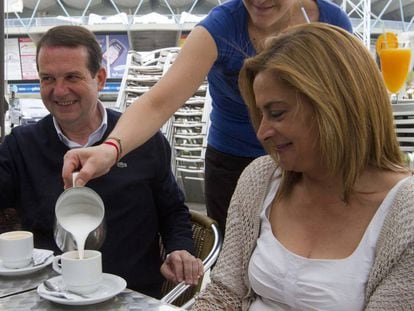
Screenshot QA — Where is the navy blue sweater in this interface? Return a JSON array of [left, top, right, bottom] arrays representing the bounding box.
[[0, 109, 194, 298]]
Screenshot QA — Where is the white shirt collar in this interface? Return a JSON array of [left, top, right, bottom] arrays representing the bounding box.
[[54, 100, 108, 148]]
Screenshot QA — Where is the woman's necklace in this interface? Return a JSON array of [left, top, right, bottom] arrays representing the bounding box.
[[249, 0, 311, 51], [298, 0, 311, 23], [249, 7, 293, 51]]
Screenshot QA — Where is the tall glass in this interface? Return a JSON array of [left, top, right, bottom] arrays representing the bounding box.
[[379, 41, 412, 103]]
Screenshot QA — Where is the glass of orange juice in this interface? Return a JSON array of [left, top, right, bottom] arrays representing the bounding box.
[[379, 41, 412, 103]]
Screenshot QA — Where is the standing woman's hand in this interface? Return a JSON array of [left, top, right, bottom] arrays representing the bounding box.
[[62, 143, 118, 188]]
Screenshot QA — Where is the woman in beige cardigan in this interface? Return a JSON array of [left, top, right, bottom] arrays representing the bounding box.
[[192, 23, 414, 310]]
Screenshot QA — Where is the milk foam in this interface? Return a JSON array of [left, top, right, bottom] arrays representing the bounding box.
[[0, 232, 32, 240]]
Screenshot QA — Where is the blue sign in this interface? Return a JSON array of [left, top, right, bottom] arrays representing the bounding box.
[[103, 82, 121, 93], [14, 82, 121, 94], [15, 84, 40, 93]]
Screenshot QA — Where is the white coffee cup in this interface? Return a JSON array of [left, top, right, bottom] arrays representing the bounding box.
[[53, 250, 102, 294], [0, 231, 34, 269]]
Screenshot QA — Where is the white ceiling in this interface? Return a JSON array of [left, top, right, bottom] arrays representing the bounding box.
[[5, 0, 414, 51], [11, 0, 413, 25]]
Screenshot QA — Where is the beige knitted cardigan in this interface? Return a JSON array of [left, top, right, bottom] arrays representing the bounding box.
[[192, 156, 414, 310]]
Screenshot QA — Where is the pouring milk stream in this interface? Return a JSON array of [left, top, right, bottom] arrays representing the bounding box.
[[55, 173, 105, 259]]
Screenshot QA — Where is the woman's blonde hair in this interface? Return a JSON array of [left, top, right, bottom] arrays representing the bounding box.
[[239, 23, 405, 201]]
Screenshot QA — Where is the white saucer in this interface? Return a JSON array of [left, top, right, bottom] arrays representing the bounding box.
[[37, 273, 127, 306], [0, 249, 54, 276]]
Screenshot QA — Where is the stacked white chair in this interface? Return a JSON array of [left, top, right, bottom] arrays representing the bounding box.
[[392, 102, 414, 168], [116, 47, 211, 202]]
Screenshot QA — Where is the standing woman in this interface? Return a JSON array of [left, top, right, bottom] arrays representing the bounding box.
[[63, 0, 352, 234]]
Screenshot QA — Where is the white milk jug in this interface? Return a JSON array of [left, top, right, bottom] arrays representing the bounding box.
[[54, 174, 105, 259]]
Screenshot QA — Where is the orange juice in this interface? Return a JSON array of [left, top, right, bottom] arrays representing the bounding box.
[[380, 48, 412, 93]]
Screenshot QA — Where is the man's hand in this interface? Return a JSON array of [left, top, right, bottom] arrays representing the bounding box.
[[160, 250, 203, 286], [62, 144, 117, 188]]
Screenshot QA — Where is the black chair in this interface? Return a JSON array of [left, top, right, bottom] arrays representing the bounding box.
[[160, 210, 222, 309]]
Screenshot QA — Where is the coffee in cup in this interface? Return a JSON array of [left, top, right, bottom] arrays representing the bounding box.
[[0, 231, 34, 269], [53, 250, 102, 294]]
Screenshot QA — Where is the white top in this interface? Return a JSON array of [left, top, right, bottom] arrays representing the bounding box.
[[248, 174, 408, 311]]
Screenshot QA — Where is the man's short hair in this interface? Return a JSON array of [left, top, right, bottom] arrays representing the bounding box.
[[36, 25, 102, 77]]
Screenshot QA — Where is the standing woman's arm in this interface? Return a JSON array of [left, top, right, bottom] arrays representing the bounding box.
[[62, 26, 217, 188]]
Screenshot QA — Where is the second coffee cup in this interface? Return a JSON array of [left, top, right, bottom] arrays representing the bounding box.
[[0, 230, 34, 269], [53, 250, 102, 294]]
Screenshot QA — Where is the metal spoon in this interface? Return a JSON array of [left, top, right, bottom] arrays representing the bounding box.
[[43, 280, 89, 299], [32, 252, 53, 266]]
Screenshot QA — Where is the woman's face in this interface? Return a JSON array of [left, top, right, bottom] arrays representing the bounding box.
[[253, 69, 321, 173], [243, 0, 295, 30]]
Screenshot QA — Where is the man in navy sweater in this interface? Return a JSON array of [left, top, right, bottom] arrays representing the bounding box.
[[0, 25, 202, 298]]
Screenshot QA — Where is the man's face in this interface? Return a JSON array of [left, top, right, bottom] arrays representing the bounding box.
[[37, 45, 106, 129]]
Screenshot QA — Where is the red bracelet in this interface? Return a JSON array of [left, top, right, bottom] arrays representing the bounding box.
[[103, 141, 119, 164]]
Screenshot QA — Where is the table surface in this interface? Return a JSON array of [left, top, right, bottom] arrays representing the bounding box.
[[0, 266, 183, 310], [0, 266, 57, 298]]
